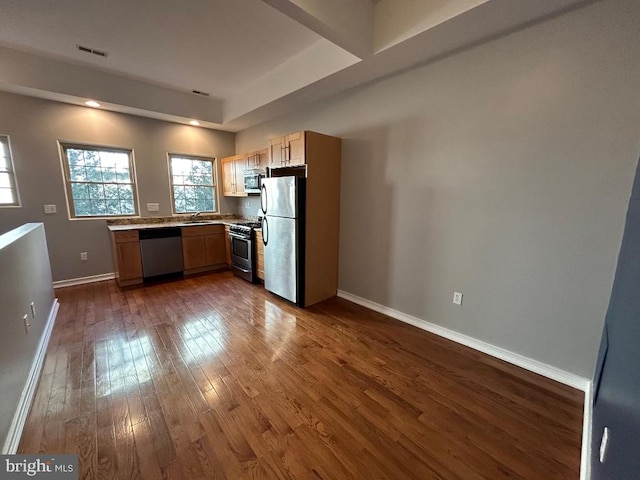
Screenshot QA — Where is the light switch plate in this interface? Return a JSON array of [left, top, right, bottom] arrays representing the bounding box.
[[43, 204, 57, 214], [147, 203, 160, 212]]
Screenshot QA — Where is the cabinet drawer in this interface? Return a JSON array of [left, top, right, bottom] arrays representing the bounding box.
[[181, 225, 224, 237], [113, 230, 139, 242]]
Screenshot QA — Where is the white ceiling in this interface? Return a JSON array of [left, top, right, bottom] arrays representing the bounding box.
[[0, 0, 595, 132], [0, 0, 320, 99]]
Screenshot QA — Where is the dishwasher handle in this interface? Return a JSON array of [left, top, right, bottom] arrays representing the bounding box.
[[139, 227, 182, 240]]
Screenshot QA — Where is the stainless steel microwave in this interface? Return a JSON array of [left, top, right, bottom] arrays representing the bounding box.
[[244, 168, 265, 194]]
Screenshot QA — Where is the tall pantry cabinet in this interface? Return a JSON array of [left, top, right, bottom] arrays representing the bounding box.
[[267, 130, 342, 307]]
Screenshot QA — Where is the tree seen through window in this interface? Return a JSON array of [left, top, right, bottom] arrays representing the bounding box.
[[62, 145, 137, 217], [170, 155, 216, 213]]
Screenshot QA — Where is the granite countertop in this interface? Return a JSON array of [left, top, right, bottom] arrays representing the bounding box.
[[107, 214, 257, 232]]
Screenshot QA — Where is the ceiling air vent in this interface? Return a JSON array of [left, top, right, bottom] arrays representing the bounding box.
[[192, 90, 210, 97], [77, 44, 108, 58]]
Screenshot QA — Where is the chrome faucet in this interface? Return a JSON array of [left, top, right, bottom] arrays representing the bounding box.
[[190, 211, 201, 222]]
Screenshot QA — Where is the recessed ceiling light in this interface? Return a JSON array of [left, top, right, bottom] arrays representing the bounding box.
[[189, 120, 200, 126], [85, 100, 101, 108]]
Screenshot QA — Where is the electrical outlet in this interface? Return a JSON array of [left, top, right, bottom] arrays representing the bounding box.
[[147, 202, 160, 212], [43, 204, 57, 214], [453, 291, 463, 305], [80, 252, 88, 261], [30, 302, 36, 318]]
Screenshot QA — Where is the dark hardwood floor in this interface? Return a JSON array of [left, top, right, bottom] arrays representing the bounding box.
[[18, 271, 583, 479]]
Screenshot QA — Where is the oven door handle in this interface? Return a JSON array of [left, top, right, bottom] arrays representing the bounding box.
[[262, 217, 268, 246], [229, 232, 250, 240], [232, 265, 251, 274]]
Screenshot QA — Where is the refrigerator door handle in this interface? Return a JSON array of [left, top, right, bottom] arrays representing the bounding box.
[[261, 184, 267, 214], [262, 217, 268, 246]]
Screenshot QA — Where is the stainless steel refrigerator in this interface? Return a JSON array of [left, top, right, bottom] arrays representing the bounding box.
[[260, 176, 305, 306]]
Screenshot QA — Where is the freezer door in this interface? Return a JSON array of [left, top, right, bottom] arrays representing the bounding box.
[[261, 176, 298, 218], [264, 215, 298, 303]]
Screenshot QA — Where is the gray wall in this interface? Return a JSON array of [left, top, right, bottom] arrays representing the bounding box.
[[0, 93, 235, 281], [0, 223, 56, 451], [236, 0, 640, 378]]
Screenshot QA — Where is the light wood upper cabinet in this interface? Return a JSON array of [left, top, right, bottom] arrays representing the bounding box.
[[268, 137, 285, 168], [221, 154, 247, 197], [245, 148, 268, 170], [268, 131, 306, 168], [234, 158, 246, 196], [286, 131, 305, 166], [222, 158, 235, 196]]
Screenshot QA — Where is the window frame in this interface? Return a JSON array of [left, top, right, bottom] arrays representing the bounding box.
[[59, 141, 140, 219], [168, 153, 219, 215], [0, 134, 21, 208]]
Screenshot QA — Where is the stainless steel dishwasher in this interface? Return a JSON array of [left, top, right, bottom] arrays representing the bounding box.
[[139, 227, 184, 279]]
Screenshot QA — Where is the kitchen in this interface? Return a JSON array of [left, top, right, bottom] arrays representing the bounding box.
[[107, 130, 341, 308], [0, 0, 639, 478]]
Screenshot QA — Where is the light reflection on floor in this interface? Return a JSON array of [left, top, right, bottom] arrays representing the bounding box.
[[264, 300, 297, 362]]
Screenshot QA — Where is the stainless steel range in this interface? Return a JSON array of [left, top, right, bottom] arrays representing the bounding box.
[[229, 221, 262, 283]]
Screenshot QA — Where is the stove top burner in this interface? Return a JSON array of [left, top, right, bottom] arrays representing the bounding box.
[[231, 220, 261, 227], [229, 220, 262, 234]]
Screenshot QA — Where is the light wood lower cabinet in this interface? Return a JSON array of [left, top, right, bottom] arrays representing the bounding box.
[[255, 229, 264, 281], [111, 230, 143, 286], [224, 225, 231, 265], [181, 225, 226, 274]]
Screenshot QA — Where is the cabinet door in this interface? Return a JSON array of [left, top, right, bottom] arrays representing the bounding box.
[[268, 137, 285, 168], [182, 235, 206, 270], [205, 233, 226, 266], [222, 158, 236, 196], [256, 148, 269, 169], [116, 241, 143, 281], [234, 157, 246, 196], [255, 230, 264, 280], [224, 227, 231, 265], [248, 148, 268, 169], [286, 131, 305, 166]]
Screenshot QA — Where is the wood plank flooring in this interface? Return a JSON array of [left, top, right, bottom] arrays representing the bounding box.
[[18, 272, 584, 479]]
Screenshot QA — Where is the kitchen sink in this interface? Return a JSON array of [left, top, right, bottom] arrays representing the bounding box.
[[181, 220, 217, 225]]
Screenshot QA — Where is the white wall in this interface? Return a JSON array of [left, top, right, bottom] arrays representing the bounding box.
[[0, 224, 56, 451], [236, 0, 640, 378], [0, 94, 235, 281]]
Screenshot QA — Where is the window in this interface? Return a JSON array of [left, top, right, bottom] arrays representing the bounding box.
[[169, 154, 217, 213], [60, 143, 138, 218], [0, 135, 20, 207]]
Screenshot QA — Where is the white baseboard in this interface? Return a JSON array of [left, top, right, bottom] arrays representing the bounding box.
[[580, 382, 593, 480], [53, 272, 115, 289], [2, 298, 59, 454], [336, 290, 590, 392], [337, 289, 593, 478]]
